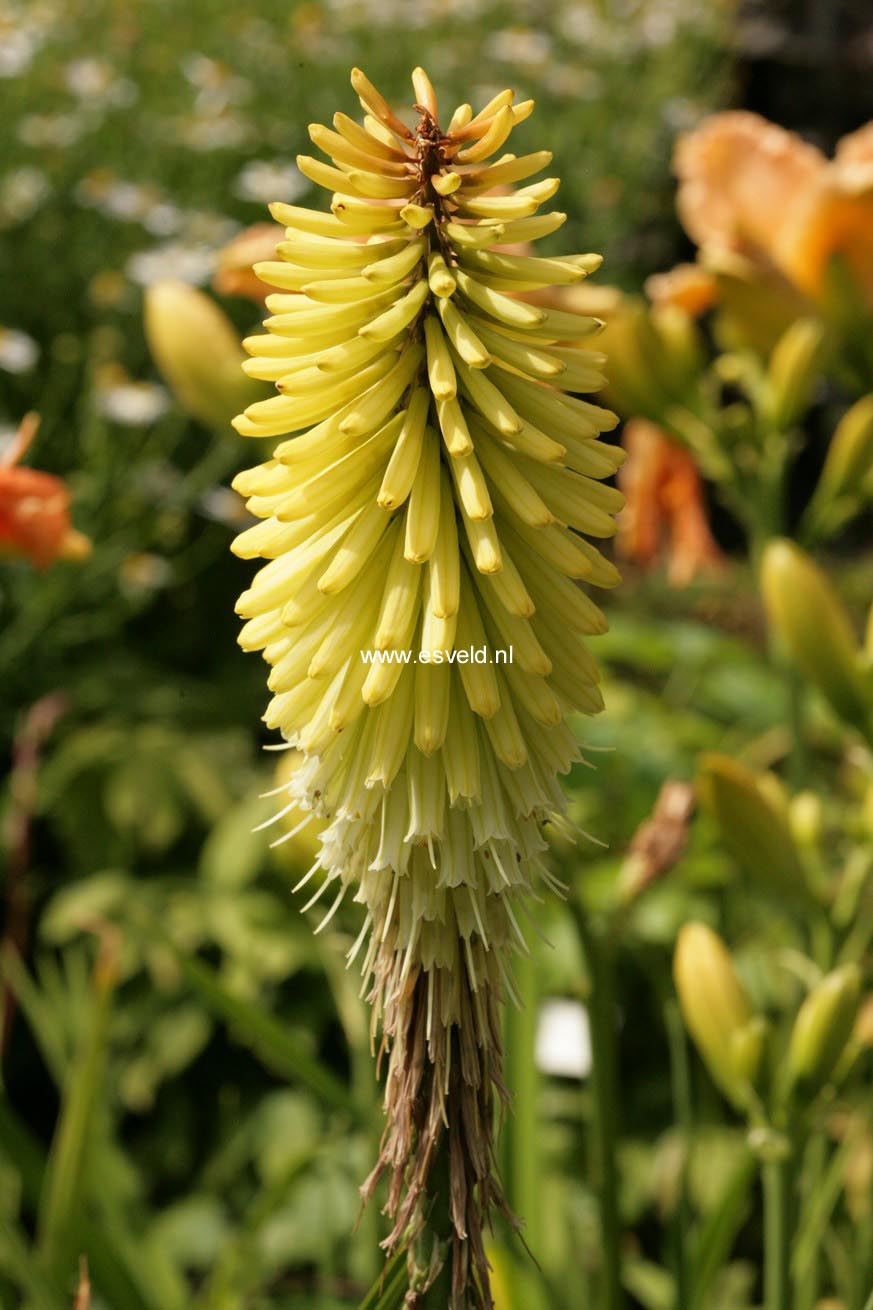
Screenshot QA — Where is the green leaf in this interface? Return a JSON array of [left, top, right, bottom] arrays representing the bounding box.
[[36, 947, 116, 1286], [0, 1217, 65, 1310], [792, 1131, 859, 1288], [689, 1148, 756, 1310], [150, 932, 359, 1117], [360, 1250, 408, 1310], [199, 793, 272, 887]]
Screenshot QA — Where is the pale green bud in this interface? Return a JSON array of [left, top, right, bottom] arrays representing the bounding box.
[[789, 791, 823, 849], [650, 303, 706, 392], [674, 922, 754, 1107], [761, 539, 872, 736], [730, 1015, 768, 1090], [787, 964, 862, 1099], [144, 280, 262, 431], [764, 317, 827, 429], [815, 394, 873, 505], [698, 753, 809, 900]]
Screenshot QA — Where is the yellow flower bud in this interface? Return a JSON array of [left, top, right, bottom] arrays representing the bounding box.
[[674, 922, 754, 1106], [760, 539, 872, 735], [808, 394, 873, 529], [599, 297, 671, 417], [764, 317, 828, 429], [788, 790, 823, 849], [698, 753, 809, 900], [730, 1015, 768, 1089], [650, 302, 706, 391], [787, 964, 862, 1099], [144, 280, 262, 430]]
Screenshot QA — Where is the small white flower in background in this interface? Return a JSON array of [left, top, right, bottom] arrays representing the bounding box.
[[0, 28, 39, 79], [97, 380, 169, 427], [535, 999, 593, 1079], [198, 487, 252, 528], [0, 167, 51, 227], [0, 328, 39, 374], [64, 57, 138, 108], [484, 28, 552, 67], [233, 160, 308, 205], [18, 113, 84, 149], [177, 114, 253, 152], [65, 57, 114, 98], [104, 182, 161, 223], [126, 242, 216, 288], [143, 203, 184, 238], [119, 552, 173, 595], [181, 210, 239, 245]]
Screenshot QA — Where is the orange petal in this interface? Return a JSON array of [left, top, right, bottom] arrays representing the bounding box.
[[0, 464, 77, 568], [674, 111, 824, 268], [645, 263, 719, 317], [617, 419, 672, 566], [213, 222, 284, 304], [618, 419, 724, 585], [778, 171, 873, 302], [661, 451, 724, 587]]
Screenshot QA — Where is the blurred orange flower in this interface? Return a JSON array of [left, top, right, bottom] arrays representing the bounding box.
[[213, 223, 284, 303], [670, 111, 873, 307], [618, 418, 723, 586], [645, 263, 719, 317], [0, 415, 91, 569]]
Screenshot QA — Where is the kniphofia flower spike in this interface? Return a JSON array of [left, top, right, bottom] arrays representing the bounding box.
[[231, 68, 623, 1308]]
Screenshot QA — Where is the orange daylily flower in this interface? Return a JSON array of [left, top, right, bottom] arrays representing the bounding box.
[[618, 418, 724, 586], [672, 111, 873, 307], [0, 415, 91, 569], [213, 223, 284, 303], [645, 263, 719, 317]]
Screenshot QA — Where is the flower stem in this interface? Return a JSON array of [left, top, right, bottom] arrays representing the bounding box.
[[503, 943, 546, 1309], [763, 1155, 793, 1310], [416, 1141, 454, 1310], [575, 908, 624, 1310], [664, 997, 693, 1307]]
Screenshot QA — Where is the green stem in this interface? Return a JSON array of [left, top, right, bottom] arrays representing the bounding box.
[[503, 944, 545, 1309], [763, 1156, 793, 1310], [576, 910, 624, 1310], [794, 1135, 825, 1310], [786, 666, 808, 792], [417, 1142, 454, 1310], [664, 998, 693, 1308], [352, 1041, 381, 1287]]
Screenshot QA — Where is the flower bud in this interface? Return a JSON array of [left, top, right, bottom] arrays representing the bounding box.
[[730, 1015, 768, 1090], [650, 302, 707, 392], [764, 317, 827, 429], [808, 394, 873, 530], [599, 298, 671, 418], [788, 790, 823, 849], [760, 539, 872, 735], [674, 922, 754, 1106], [698, 753, 809, 900], [787, 964, 862, 1099], [144, 280, 262, 431]]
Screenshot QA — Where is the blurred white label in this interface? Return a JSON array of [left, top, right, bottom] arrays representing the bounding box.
[[535, 998, 592, 1080]]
